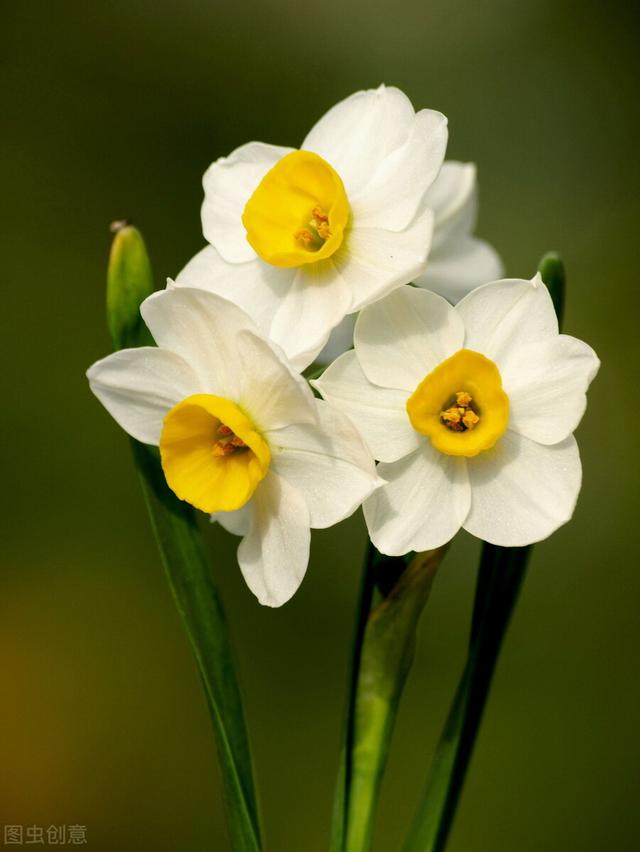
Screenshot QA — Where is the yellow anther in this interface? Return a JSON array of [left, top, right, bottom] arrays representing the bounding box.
[[441, 407, 461, 424], [211, 422, 249, 457], [211, 443, 231, 458], [312, 206, 329, 222], [295, 228, 314, 246], [462, 409, 480, 429], [440, 390, 480, 432], [312, 218, 332, 240]]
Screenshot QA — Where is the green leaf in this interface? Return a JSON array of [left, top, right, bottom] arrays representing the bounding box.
[[330, 545, 448, 852], [106, 224, 262, 851], [401, 253, 565, 852], [401, 546, 531, 852], [132, 442, 262, 852]]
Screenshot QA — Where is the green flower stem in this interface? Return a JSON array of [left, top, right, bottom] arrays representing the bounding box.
[[402, 253, 566, 852], [132, 442, 262, 852], [401, 545, 531, 852], [107, 223, 262, 852], [331, 545, 449, 852]]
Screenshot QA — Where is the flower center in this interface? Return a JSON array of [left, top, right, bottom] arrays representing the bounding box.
[[440, 391, 480, 432], [406, 349, 509, 458], [211, 423, 249, 457], [295, 206, 333, 251], [242, 150, 350, 268], [159, 394, 271, 513]]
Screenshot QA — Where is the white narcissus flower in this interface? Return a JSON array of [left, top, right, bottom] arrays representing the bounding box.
[[314, 278, 599, 555], [175, 85, 449, 370], [86, 288, 380, 606], [414, 161, 503, 303]]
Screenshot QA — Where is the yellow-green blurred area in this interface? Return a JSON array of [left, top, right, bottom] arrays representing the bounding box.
[[2, 1, 638, 849]]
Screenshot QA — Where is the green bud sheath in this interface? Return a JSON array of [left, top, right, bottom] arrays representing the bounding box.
[[537, 251, 565, 326], [106, 222, 155, 350]]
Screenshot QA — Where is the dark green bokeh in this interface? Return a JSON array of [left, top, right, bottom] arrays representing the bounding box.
[[2, 2, 638, 849]]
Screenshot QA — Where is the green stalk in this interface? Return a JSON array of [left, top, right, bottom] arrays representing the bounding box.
[[106, 223, 262, 852], [402, 253, 566, 852], [330, 545, 449, 852], [401, 546, 531, 852]]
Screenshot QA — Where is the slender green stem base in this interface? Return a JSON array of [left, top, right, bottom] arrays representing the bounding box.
[[133, 442, 262, 852], [402, 544, 530, 852], [331, 544, 448, 852]]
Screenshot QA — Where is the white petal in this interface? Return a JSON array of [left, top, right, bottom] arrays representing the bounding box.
[[354, 285, 465, 391], [342, 207, 434, 313], [313, 351, 418, 463], [302, 85, 417, 197], [87, 348, 201, 444], [269, 260, 352, 372], [456, 275, 558, 362], [237, 472, 311, 607], [141, 287, 257, 398], [415, 236, 504, 304], [424, 161, 477, 251], [175, 244, 294, 333], [351, 108, 448, 232], [502, 335, 600, 445], [316, 313, 356, 365], [364, 444, 470, 556], [211, 505, 251, 537], [235, 329, 317, 431], [464, 431, 582, 546], [202, 141, 294, 263], [267, 398, 381, 529]]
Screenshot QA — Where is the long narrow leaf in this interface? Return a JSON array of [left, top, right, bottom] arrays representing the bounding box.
[[331, 546, 448, 852], [106, 224, 262, 851], [401, 546, 530, 852]]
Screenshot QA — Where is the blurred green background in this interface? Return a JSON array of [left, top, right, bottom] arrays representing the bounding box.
[[2, 1, 638, 849]]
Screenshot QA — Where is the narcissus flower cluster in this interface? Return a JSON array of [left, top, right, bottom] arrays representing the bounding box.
[[88, 84, 598, 606]]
